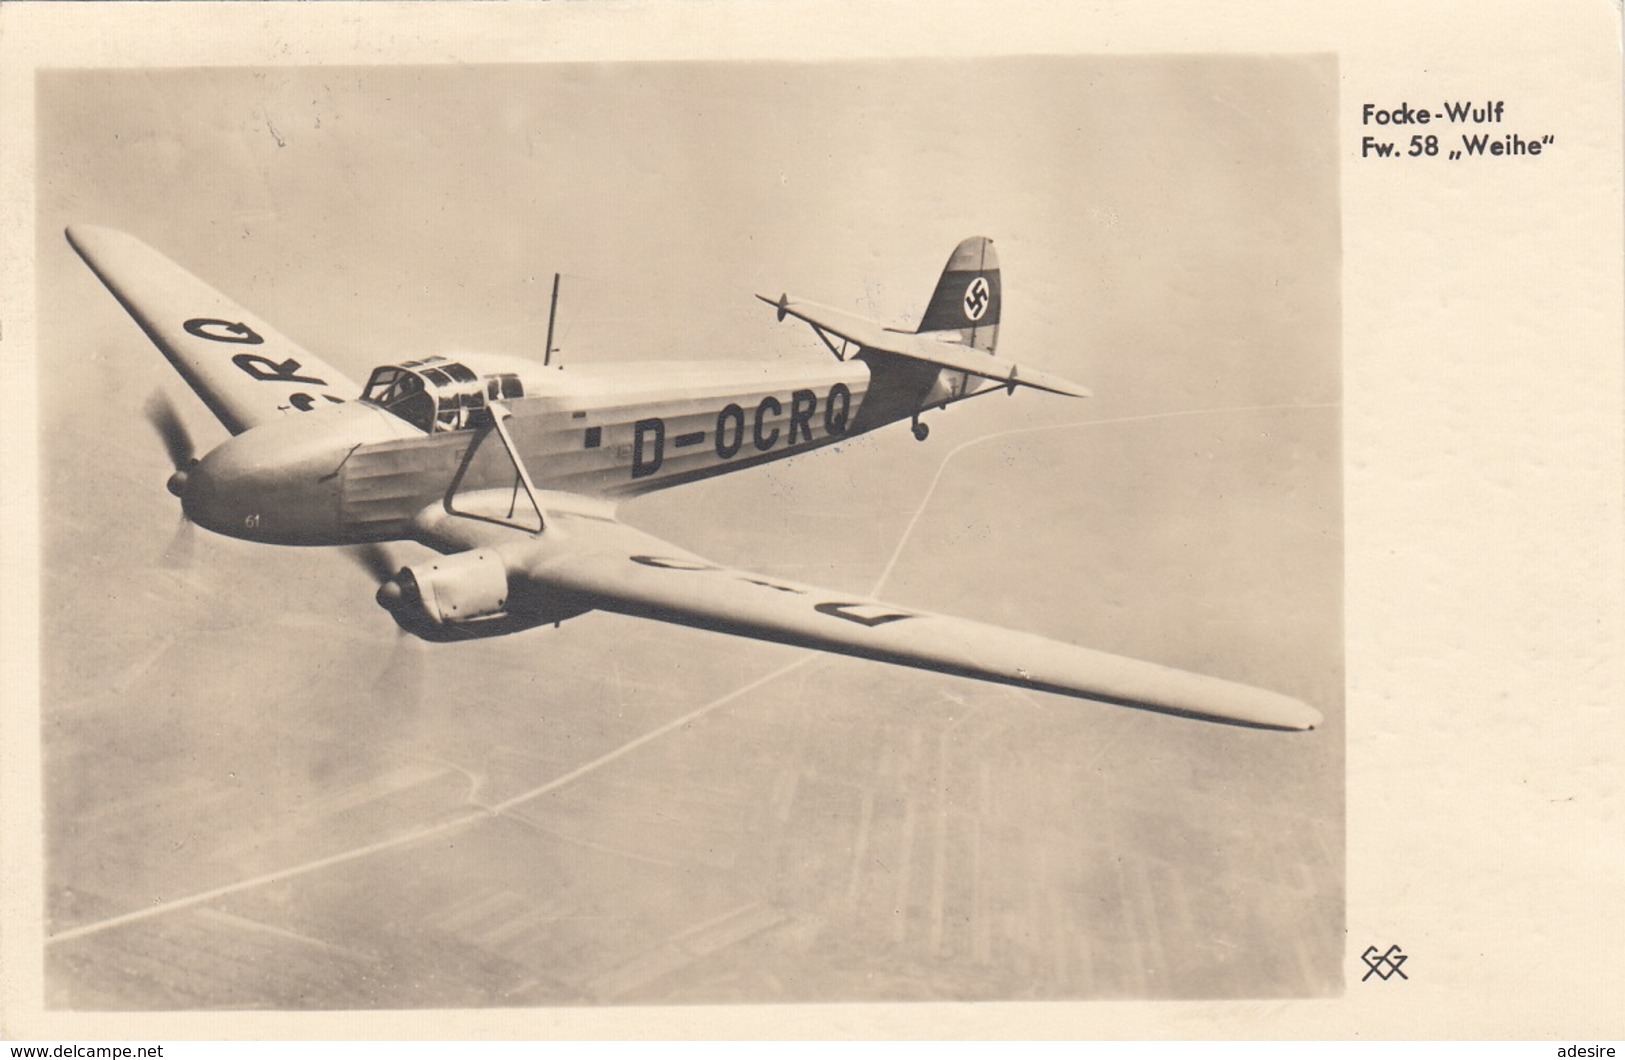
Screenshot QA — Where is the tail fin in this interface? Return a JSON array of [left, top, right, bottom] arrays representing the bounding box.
[[915, 236, 1000, 354]]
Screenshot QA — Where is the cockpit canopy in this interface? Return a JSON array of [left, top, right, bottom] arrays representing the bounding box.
[[361, 356, 525, 433]]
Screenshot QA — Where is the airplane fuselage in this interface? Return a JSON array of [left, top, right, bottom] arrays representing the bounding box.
[[180, 352, 962, 548]]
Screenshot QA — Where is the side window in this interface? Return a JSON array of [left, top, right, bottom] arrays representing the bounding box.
[[484, 374, 524, 401]]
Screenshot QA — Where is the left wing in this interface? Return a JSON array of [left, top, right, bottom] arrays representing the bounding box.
[[408, 500, 1320, 731], [67, 225, 359, 434]]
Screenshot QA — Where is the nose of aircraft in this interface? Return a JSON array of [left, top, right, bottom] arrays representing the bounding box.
[[177, 418, 347, 544], [176, 446, 240, 534]]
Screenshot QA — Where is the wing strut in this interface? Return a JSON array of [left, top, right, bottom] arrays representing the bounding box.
[[759, 293, 856, 362], [444, 401, 548, 533], [488, 401, 547, 530]]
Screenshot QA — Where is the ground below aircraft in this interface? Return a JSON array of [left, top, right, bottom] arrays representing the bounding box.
[[66, 225, 1320, 731]]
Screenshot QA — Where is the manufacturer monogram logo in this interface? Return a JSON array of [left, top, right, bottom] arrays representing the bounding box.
[[1360, 944, 1409, 981]]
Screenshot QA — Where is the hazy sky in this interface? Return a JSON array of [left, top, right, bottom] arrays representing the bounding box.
[[40, 59, 1336, 391], [39, 56, 1339, 588]]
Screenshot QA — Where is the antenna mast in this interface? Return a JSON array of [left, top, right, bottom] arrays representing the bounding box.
[[543, 272, 561, 367]]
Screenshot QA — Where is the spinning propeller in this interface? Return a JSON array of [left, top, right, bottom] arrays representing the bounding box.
[[351, 543, 424, 626], [144, 392, 198, 497], [348, 541, 399, 588], [144, 392, 199, 567], [345, 542, 427, 712], [348, 542, 433, 638]]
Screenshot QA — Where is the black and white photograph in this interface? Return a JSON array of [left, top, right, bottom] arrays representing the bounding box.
[[35, 58, 1341, 1009], [2, 0, 1620, 1045]]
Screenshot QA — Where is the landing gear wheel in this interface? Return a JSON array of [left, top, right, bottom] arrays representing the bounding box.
[[912, 420, 930, 442]]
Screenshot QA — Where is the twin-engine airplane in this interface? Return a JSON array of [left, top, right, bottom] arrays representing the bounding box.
[[67, 226, 1321, 731]]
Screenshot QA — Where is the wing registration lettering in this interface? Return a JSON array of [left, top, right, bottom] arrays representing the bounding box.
[[813, 601, 915, 627], [231, 352, 329, 386], [183, 318, 265, 344], [631, 554, 807, 596], [282, 393, 347, 412], [629, 554, 718, 572]]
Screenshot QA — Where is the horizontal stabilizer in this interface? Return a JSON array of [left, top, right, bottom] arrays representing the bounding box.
[[758, 293, 1091, 398]]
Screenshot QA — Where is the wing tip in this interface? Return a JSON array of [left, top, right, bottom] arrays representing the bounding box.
[[1023, 374, 1092, 399], [64, 223, 128, 268], [755, 292, 795, 322], [1124, 683, 1322, 732], [1260, 698, 1323, 732], [64, 221, 108, 243]]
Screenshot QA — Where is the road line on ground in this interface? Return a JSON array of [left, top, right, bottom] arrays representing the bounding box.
[[48, 807, 487, 945]]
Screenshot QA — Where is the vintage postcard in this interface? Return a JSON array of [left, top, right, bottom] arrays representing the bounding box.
[[0, 0, 1618, 1042]]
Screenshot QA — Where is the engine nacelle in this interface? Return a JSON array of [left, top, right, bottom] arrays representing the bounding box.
[[382, 549, 510, 627], [375, 547, 589, 641], [416, 550, 510, 623]]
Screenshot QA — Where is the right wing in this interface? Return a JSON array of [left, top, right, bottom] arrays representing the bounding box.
[[409, 500, 1320, 732], [67, 225, 359, 434]]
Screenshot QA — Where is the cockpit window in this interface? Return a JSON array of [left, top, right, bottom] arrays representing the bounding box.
[[362, 366, 435, 433], [361, 361, 524, 434], [361, 368, 396, 403]]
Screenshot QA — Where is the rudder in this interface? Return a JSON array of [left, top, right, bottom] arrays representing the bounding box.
[[915, 236, 1000, 354]]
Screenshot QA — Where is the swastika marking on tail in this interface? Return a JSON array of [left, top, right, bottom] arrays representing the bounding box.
[[963, 276, 990, 322]]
